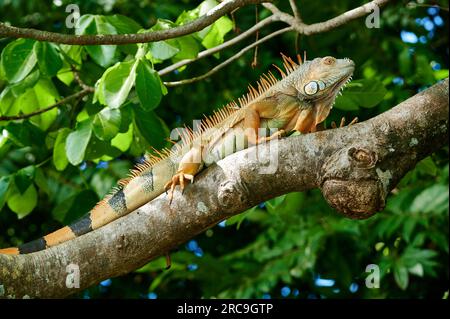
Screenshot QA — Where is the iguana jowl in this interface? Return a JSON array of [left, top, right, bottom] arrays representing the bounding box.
[[0, 55, 354, 255]]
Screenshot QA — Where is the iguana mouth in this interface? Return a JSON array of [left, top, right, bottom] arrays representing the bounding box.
[[334, 73, 354, 95]]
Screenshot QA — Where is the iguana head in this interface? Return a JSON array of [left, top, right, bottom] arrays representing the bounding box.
[[294, 56, 354, 131]]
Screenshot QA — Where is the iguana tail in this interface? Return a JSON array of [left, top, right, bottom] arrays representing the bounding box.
[[0, 155, 178, 255]]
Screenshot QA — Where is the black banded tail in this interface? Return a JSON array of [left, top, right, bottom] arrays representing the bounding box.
[[0, 212, 93, 255]]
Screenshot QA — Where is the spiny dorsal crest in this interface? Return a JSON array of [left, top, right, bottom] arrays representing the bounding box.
[[112, 53, 304, 190]]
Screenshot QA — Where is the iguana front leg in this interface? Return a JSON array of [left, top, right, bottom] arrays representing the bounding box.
[[164, 146, 203, 204], [293, 108, 316, 133], [244, 99, 285, 144]]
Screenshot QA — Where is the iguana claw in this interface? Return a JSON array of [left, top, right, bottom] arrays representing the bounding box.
[[331, 116, 358, 129], [164, 173, 195, 204]]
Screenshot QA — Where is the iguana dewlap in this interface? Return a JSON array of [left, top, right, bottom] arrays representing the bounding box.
[[0, 55, 354, 255]]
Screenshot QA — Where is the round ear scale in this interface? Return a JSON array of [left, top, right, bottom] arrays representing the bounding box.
[[304, 81, 319, 95]]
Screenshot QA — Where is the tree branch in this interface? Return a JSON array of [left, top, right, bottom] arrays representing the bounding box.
[[163, 27, 292, 87], [157, 15, 278, 77], [158, 0, 391, 79], [262, 0, 390, 35], [288, 0, 302, 23], [0, 0, 267, 45], [0, 88, 94, 122], [0, 78, 447, 298]]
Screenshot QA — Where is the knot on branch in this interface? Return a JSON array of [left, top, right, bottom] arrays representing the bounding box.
[[218, 180, 248, 210], [320, 146, 385, 219]]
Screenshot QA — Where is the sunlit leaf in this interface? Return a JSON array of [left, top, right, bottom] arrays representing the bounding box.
[[0, 38, 37, 83], [76, 15, 117, 67], [100, 59, 137, 108], [35, 42, 63, 76], [136, 59, 162, 111], [53, 128, 71, 171], [66, 119, 93, 165], [93, 107, 122, 141], [7, 184, 38, 218]]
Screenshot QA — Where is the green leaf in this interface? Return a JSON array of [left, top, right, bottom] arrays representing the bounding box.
[[56, 62, 74, 86], [118, 104, 133, 132], [14, 165, 36, 194], [340, 79, 387, 108], [18, 79, 60, 131], [149, 40, 180, 60], [105, 15, 142, 34], [410, 184, 449, 214], [0, 176, 11, 211], [408, 263, 424, 277], [9, 70, 40, 97], [84, 135, 121, 161], [100, 59, 137, 108], [105, 15, 142, 56], [53, 128, 71, 171], [34, 167, 50, 196], [93, 107, 122, 141], [173, 35, 200, 60], [35, 42, 63, 76], [434, 69, 449, 81], [147, 19, 180, 61], [398, 48, 411, 76], [56, 45, 83, 85], [76, 15, 117, 67], [415, 156, 438, 176], [265, 195, 287, 213], [334, 95, 360, 111], [0, 38, 37, 83], [66, 119, 93, 165], [133, 108, 169, 149], [111, 123, 133, 152], [415, 55, 435, 85], [4, 121, 46, 148], [136, 59, 162, 111], [52, 189, 99, 224], [7, 184, 38, 218], [201, 16, 233, 49], [0, 87, 16, 115], [393, 264, 409, 290], [402, 217, 416, 242]]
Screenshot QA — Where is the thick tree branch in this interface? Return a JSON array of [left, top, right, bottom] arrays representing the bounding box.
[[0, 0, 267, 45], [0, 88, 93, 122], [0, 79, 447, 298]]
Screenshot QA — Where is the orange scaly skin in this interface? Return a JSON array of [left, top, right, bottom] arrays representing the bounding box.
[[0, 54, 354, 255]]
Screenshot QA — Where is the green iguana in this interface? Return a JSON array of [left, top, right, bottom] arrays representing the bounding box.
[[0, 54, 354, 255]]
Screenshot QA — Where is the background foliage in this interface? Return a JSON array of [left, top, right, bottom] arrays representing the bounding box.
[[0, 0, 448, 299]]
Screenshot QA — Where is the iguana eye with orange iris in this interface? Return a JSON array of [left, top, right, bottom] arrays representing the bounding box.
[[323, 57, 335, 65]]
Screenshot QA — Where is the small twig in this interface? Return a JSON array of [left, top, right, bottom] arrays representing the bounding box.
[[0, 88, 93, 121], [289, 0, 302, 22], [406, 2, 448, 11], [158, 15, 276, 76], [71, 65, 92, 91], [163, 27, 292, 87], [251, 5, 260, 69]]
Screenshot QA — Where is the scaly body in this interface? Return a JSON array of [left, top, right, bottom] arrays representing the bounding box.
[[0, 55, 354, 255]]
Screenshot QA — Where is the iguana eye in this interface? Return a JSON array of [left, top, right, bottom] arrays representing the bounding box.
[[318, 80, 326, 90], [304, 81, 319, 95]]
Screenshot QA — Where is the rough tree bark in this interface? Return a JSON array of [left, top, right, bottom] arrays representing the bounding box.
[[0, 78, 448, 298]]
